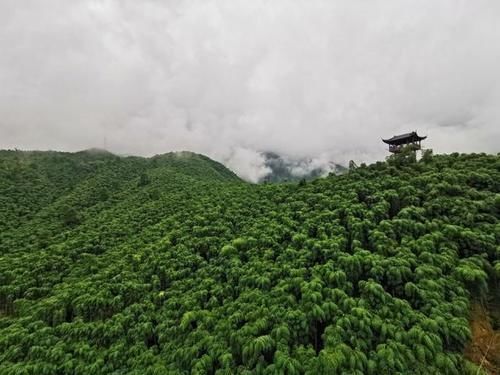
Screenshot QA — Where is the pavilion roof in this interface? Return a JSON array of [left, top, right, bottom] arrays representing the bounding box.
[[382, 131, 427, 145]]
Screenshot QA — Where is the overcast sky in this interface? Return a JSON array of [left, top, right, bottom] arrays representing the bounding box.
[[1, 1, 499, 180]]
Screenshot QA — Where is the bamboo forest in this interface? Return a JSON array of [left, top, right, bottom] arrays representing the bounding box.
[[0, 149, 499, 374]]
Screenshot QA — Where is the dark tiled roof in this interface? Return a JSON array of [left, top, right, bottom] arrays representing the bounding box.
[[382, 131, 427, 145]]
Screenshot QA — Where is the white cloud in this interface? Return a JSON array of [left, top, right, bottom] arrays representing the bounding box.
[[223, 147, 271, 183], [0, 0, 499, 181]]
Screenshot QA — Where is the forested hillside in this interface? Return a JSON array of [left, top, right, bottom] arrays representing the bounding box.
[[0, 149, 499, 374]]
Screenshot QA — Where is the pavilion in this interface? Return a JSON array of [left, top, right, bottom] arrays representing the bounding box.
[[382, 131, 427, 153]]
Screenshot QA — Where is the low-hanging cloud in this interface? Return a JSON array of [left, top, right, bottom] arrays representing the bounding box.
[[1, 0, 499, 181]]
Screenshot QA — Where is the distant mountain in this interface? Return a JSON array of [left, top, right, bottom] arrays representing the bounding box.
[[259, 151, 347, 183]]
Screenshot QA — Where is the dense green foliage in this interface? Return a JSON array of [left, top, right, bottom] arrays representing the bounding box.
[[0, 149, 499, 374]]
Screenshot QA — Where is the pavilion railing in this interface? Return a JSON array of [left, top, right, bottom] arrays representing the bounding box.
[[388, 144, 401, 153], [388, 143, 421, 153]]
